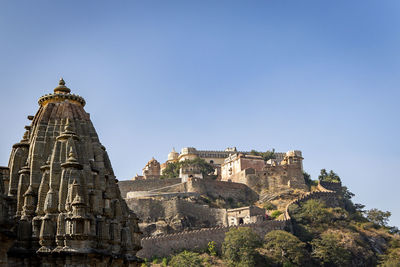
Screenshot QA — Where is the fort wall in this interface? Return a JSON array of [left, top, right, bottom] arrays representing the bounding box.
[[118, 178, 181, 198], [185, 178, 259, 203], [138, 219, 289, 259], [125, 197, 227, 235]]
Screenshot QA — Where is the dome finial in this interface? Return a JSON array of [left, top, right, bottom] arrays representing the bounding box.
[[54, 78, 71, 94]]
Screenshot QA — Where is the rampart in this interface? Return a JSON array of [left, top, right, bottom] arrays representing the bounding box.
[[118, 178, 181, 198], [138, 219, 289, 259], [284, 180, 342, 220], [125, 197, 227, 235]]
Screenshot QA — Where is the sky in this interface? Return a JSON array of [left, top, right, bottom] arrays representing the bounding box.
[[0, 0, 399, 226]]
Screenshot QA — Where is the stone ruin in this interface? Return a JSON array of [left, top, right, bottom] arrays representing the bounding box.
[[0, 79, 142, 266]]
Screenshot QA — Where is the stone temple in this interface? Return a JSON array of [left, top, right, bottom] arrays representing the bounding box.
[[0, 79, 142, 266]]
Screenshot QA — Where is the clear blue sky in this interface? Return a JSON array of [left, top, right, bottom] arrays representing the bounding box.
[[0, 1, 399, 226]]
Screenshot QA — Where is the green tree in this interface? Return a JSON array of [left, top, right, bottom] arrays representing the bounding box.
[[303, 171, 317, 188], [169, 250, 203, 267], [161, 158, 216, 179], [311, 231, 352, 266], [180, 157, 216, 178], [161, 161, 181, 178], [366, 208, 391, 227], [292, 199, 333, 225], [263, 230, 309, 266], [318, 169, 341, 183], [250, 149, 276, 161], [222, 227, 263, 267]]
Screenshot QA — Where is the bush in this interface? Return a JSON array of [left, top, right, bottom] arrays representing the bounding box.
[[169, 250, 203, 267], [263, 230, 309, 266], [161, 257, 168, 267], [263, 202, 277, 210], [208, 241, 217, 256], [270, 210, 283, 219], [222, 227, 263, 267]]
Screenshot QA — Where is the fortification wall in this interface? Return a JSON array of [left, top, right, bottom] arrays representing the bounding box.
[[318, 180, 342, 192], [118, 178, 181, 198], [186, 178, 259, 203], [125, 198, 227, 235], [284, 181, 343, 220], [138, 219, 289, 259]]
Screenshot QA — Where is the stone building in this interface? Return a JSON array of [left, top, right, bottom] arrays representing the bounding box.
[[221, 154, 266, 182], [1, 79, 142, 266], [133, 158, 161, 180], [220, 150, 307, 193], [179, 164, 203, 183], [226, 206, 266, 226]]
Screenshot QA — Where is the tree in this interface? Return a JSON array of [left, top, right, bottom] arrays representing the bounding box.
[[291, 199, 333, 225], [311, 231, 352, 266], [180, 157, 216, 178], [366, 208, 391, 227], [250, 149, 276, 161], [222, 227, 263, 267], [161, 161, 180, 178], [169, 250, 203, 267], [161, 158, 216, 179], [303, 171, 317, 188], [318, 169, 341, 183], [263, 230, 309, 266]]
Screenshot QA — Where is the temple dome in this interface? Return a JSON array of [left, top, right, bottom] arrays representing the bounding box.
[[167, 148, 179, 161], [5, 79, 142, 266]]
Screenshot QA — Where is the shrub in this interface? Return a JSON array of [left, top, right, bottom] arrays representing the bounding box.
[[222, 227, 262, 267], [270, 210, 283, 219], [161, 257, 168, 267], [208, 241, 217, 256], [263, 202, 277, 210], [169, 250, 203, 267]]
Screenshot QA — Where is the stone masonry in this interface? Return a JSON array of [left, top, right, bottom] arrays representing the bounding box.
[[1, 79, 142, 266]]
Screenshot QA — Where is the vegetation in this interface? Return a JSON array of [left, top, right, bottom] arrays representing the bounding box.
[[250, 148, 276, 161], [169, 250, 204, 267], [222, 227, 263, 267], [270, 210, 283, 219], [262, 202, 277, 210], [365, 208, 391, 227], [303, 171, 318, 189], [207, 241, 217, 256], [262, 230, 309, 266], [311, 230, 352, 266], [161, 158, 216, 179], [318, 169, 341, 183]]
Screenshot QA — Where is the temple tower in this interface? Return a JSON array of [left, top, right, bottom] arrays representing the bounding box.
[[4, 79, 142, 266]]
